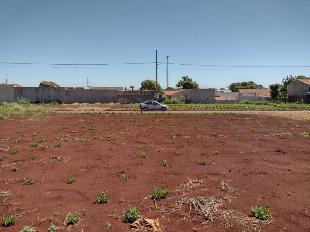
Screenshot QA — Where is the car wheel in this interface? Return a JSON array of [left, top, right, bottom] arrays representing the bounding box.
[[143, 107, 148, 111], [161, 107, 166, 111]]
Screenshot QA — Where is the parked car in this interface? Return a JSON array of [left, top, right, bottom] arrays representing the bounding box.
[[139, 101, 168, 111]]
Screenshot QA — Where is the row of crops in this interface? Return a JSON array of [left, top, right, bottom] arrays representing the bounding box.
[[166, 102, 310, 111]]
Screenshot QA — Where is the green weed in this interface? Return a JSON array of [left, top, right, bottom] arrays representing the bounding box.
[[124, 208, 140, 223], [251, 205, 271, 220], [2, 215, 16, 227], [96, 192, 109, 204], [151, 187, 168, 200], [48, 224, 57, 232], [65, 213, 79, 225], [67, 176, 76, 184]]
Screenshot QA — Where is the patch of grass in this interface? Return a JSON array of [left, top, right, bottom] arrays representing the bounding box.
[[0, 103, 45, 119], [197, 160, 206, 165], [65, 213, 79, 225], [48, 224, 57, 232], [251, 205, 271, 220], [151, 187, 168, 200], [67, 176, 76, 184], [124, 208, 140, 223], [96, 192, 109, 204], [161, 160, 171, 167], [2, 215, 16, 227], [23, 178, 34, 185], [21, 225, 36, 232], [250, 128, 256, 133]]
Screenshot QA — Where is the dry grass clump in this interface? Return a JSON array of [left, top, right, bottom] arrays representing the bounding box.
[[158, 178, 272, 231]]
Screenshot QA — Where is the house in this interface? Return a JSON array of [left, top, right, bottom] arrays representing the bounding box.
[[287, 78, 310, 103]]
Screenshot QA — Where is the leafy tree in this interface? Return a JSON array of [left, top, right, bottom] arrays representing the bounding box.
[[279, 75, 295, 101], [140, 80, 162, 93], [228, 81, 263, 92], [269, 84, 281, 101], [176, 76, 199, 89], [39, 81, 60, 88], [129, 86, 134, 91]]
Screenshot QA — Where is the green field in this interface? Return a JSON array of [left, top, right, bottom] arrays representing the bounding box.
[[164, 102, 310, 111], [0, 102, 45, 119]]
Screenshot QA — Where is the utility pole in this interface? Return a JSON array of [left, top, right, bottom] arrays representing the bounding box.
[[166, 56, 169, 89], [5, 78, 8, 85], [155, 49, 158, 99], [86, 77, 89, 88]]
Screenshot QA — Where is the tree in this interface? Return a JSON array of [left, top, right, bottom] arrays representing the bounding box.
[[228, 81, 263, 92], [269, 84, 281, 101], [140, 80, 162, 93], [129, 86, 134, 91], [176, 76, 199, 89], [39, 81, 60, 88], [279, 75, 295, 101]]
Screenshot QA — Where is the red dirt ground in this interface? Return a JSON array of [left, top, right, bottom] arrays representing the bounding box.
[[0, 113, 309, 232]]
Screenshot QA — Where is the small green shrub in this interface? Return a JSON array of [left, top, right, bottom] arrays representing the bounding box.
[[65, 213, 79, 225], [2, 215, 16, 227], [23, 178, 34, 185], [96, 192, 109, 204], [251, 205, 271, 220], [30, 156, 37, 160], [197, 160, 206, 165], [21, 225, 36, 232], [151, 187, 168, 200], [67, 176, 76, 184], [124, 208, 140, 223], [48, 223, 57, 232]]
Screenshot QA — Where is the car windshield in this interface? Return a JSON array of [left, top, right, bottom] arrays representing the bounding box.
[[153, 101, 159, 105]]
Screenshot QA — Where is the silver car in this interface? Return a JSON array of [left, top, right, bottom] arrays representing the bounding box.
[[139, 101, 168, 111]]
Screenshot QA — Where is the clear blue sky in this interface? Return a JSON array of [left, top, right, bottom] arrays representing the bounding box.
[[0, 0, 309, 89]]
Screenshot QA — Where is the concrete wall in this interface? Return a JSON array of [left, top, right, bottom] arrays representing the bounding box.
[[215, 91, 239, 103], [172, 89, 215, 103], [0, 87, 155, 104], [0, 86, 14, 102], [239, 93, 266, 102], [215, 91, 267, 103]]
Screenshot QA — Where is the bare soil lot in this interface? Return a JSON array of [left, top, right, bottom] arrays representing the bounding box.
[[0, 113, 309, 231]]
